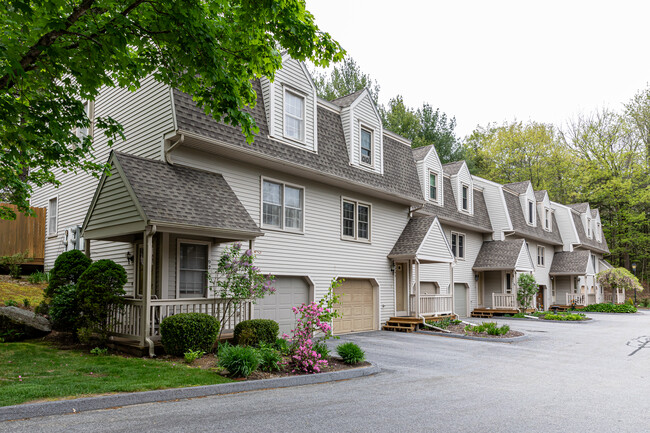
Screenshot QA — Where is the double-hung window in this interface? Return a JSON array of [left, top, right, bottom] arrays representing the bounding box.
[[178, 241, 209, 298], [284, 90, 304, 141], [461, 185, 469, 211], [429, 172, 438, 201], [537, 246, 545, 266], [545, 209, 550, 230], [451, 232, 465, 259], [262, 179, 304, 232], [342, 199, 371, 241], [360, 128, 373, 165], [586, 218, 592, 238], [48, 197, 58, 236]]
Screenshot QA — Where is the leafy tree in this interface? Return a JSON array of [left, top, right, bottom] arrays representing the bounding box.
[[312, 56, 380, 103], [0, 0, 344, 220], [516, 273, 538, 313], [381, 95, 462, 163], [597, 268, 643, 303]]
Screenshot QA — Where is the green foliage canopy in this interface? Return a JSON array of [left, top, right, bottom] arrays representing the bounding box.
[[0, 0, 344, 219], [312, 56, 380, 103]]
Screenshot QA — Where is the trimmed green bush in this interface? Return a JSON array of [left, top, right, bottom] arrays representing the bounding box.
[[46, 250, 91, 298], [464, 322, 510, 335], [160, 313, 221, 356], [49, 284, 79, 331], [580, 303, 637, 313], [336, 342, 365, 365], [257, 343, 282, 372], [218, 344, 260, 377], [234, 319, 279, 347], [542, 313, 586, 321]]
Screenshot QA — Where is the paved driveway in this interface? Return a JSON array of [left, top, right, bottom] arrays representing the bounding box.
[[3, 312, 650, 432]]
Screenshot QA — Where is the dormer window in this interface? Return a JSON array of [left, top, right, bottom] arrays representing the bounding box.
[[528, 201, 534, 224], [587, 218, 592, 238], [596, 222, 601, 241], [545, 209, 550, 230], [429, 172, 438, 201], [461, 185, 469, 211], [360, 128, 373, 165], [284, 90, 304, 141]]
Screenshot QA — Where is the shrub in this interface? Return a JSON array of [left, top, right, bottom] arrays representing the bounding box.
[[465, 322, 510, 336], [581, 303, 637, 313], [4, 299, 18, 307], [184, 349, 205, 364], [274, 337, 290, 355], [218, 344, 260, 377], [77, 327, 93, 345], [46, 250, 92, 298], [28, 271, 49, 285], [0, 251, 30, 279], [34, 301, 49, 316], [76, 259, 127, 339], [234, 319, 279, 347], [336, 342, 365, 365], [90, 347, 108, 356], [22, 299, 30, 308], [160, 313, 221, 356], [257, 343, 282, 372], [543, 313, 586, 321], [49, 284, 79, 332], [313, 341, 330, 360]]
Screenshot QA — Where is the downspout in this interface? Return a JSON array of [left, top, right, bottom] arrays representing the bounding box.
[[144, 224, 157, 357], [164, 134, 184, 165], [408, 204, 424, 218]]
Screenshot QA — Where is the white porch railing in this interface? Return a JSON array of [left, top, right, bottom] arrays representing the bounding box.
[[410, 294, 453, 316], [108, 297, 254, 340], [566, 293, 586, 306], [604, 293, 625, 304], [492, 293, 517, 309]]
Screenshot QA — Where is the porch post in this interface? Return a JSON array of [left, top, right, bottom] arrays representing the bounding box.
[[84, 238, 91, 259], [140, 227, 154, 347], [414, 260, 421, 317], [450, 262, 455, 317]]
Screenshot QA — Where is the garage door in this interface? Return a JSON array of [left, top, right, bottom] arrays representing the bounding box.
[[254, 277, 309, 336], [333, 279, 375, 335], [454, 283, 468, 318]]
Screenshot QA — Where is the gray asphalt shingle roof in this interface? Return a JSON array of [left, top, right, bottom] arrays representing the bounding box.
[[549, 250, 590, 275], [421, 177, 492, 232], [571, 212, 609, 253], [412, 145, 433, 162], [567, 203, 589, 213], [442, 161, 464, 176], [503, 190, 563, 245], [504, 181, 531, 194], [114, 152, 261, 235], [473, 239, 526, 270], [172, 82, 423, 203], [330, 89, 365, 107], [389, 216, 436, 256], [534, 190, 547, 201]]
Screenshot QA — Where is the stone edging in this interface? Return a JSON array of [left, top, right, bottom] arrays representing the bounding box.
[[416, 329, 528, 343], [484, 316, 594, 324], [0, 363, 380, 422]]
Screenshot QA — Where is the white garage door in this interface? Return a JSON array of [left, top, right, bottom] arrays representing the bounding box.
[[454, 283, 468, 318], [254, 277, 309, 336], [333, 279, 375, 335]]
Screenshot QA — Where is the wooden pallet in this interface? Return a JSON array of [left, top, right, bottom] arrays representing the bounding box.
[[382, 316, 423, 332]]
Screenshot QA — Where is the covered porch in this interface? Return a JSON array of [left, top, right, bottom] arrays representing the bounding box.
[[386, 216, 456, 329], [471, 239, 536, 317], [550, 250, 607, 307], [82, 151, 263, 355]]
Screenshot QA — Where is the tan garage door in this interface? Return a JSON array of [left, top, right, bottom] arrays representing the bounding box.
[[333, 279, 375, 334]]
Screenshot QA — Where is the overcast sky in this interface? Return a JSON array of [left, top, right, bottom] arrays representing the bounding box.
[[306, 0, 650, 139]]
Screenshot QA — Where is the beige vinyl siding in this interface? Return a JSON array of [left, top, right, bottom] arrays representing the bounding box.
[[516, 243, 533, 270], [269, 58, 316, 151], [172, 147, 408, 325], [473, 177, 512, 241], [351, 94, 382, 173], [555, 276, 572, 304], [518, 186, 537, 226], [30, 75, 175, 296], [260, 78, 272, 132], [550, 203, 579, 251], [417, 225, 450, 261], [483, 271, 503, 308], [527, 240, 553, 298], [418, 149, 444, 206], [340, 107, 353, 162], [455, 164, 473, 214]]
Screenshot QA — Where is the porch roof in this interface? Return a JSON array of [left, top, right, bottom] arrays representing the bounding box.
[[388, 216, 455, 264], [82, 151, 262, 241], [549, 250, 589, 275], [473, 239, 534, 271]]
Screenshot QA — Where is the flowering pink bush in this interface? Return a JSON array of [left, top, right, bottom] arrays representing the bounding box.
[[285, 302, 332, 373]]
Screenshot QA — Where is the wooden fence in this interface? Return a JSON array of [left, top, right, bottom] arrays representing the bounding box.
[[0, 204, 46, 265]]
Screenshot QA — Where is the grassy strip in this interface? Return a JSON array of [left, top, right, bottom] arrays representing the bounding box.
[[0, 341, 231, 407]]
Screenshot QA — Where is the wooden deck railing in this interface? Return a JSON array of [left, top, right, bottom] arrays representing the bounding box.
[[410, 294, 453, 316], [566, 293, 586, 306], [108, 297, 254, 340], [492, 293, 517, 309]]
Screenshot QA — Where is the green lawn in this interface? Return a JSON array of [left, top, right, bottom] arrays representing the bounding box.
[[0, 341, 232, 407]]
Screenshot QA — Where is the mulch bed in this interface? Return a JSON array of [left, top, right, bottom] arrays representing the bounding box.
[[425, 323, 523, 339]]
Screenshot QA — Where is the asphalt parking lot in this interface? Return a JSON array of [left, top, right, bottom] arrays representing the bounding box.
[[3, 312, 650, 433]]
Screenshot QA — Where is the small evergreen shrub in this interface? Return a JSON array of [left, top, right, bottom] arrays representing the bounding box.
[[234, 319, 279, 347], [580, 303, 637, 313], [257, 343, 282, 372], [160, 313, 221, 356], [46, 250, 92, 298], [218, 344, 260, 377], [49, 284, 79, 332], [336, 342, 365, 365]]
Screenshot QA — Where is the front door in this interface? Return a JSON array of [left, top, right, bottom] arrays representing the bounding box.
[[536, 285, 545, 310], [395, 263, 408, 316]]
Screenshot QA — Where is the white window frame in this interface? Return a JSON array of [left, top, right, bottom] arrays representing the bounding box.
[[596, 222, 601, 241], [451, 231, 466, 260], [461, 184, 469, 212], [505, 272, 513, 294], [528, 200, 535, 225], [537, 245, 545, 267], [428, 171, 438, 202], [283, 88, 306, 143], [176, 239, 211, 299], [544, 208, 550, 231], [341, 197, 372, 242], [260, 177, 305, 233], [586, 218, 592, 238], [47, 196, 58, 237], [359, 124, 374, 167]]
